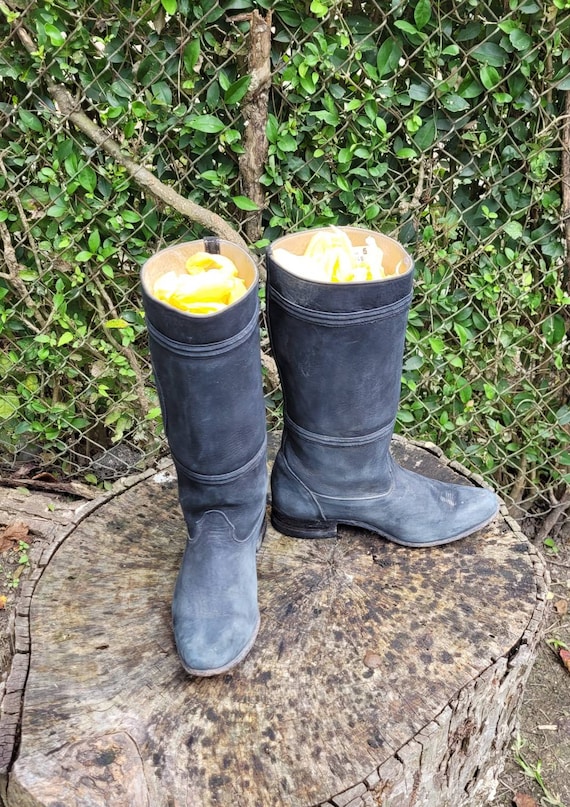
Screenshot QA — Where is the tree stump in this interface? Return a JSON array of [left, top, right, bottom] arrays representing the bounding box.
[[2, 437, 547, 807]]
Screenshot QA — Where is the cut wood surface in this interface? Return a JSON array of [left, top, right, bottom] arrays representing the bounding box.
[[1, 437, 547, 807]]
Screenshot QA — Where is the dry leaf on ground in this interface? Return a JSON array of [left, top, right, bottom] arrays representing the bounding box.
[[513, 793, 538, 807], [553, 598, 568, 615], [559, 648, 570, 673], [0, 595, 7, 609], [32, 471, 58, 483], [0, 521, 29, 552]]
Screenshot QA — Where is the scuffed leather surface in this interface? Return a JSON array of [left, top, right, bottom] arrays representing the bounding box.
[[267, 238, 498, 547], [142, 244, 267, 673]]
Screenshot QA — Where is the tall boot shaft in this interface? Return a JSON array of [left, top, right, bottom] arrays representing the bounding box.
[[267, 226, 413, 437], [142, 240, 266, 481], [267, 227, 498, 547], [141, 239, 267, 676]]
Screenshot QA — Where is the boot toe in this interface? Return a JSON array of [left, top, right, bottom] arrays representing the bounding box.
[[450, 485, 499, 539], [406, 482, 499, 546], [173, 612, 260, 677]]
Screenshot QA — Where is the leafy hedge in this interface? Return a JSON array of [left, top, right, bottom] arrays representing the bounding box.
[[0, 0, 568, 509]]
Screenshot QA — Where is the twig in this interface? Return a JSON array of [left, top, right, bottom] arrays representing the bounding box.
[[562, 90, 570, 294], [0, 220, 46, 330], [536, 485, 570, 543], [0, 477, 98, 498], [547, 559, 570, 569], [232, 10, 272, 245], [0, 156, 44, 280], [261, 352, 280, 392], [398, 158, 426, 215], [509, 456, 528, 505], [92, 279, 149, 414]]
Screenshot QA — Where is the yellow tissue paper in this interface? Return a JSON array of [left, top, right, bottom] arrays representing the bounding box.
[[152, 251, 248, 314], [273, 227, 396, 283]]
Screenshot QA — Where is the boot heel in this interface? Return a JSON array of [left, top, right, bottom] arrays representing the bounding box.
[[271, 510, 338, 539]]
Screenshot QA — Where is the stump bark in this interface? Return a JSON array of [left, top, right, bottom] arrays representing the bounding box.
[[1, 437, 547, 807]]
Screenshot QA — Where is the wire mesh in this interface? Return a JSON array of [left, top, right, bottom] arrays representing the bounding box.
[[0, 0, 568, 525]]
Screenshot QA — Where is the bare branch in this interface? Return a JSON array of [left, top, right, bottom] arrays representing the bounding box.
[[0, 220, 47, 330], [536, 485, 570, 543], [561, 91, 570, 293], [232, 10, 272, 244]]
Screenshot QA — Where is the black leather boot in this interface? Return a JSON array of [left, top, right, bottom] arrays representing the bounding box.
[[141, 239, 267, 675], [266, 226, 498, 548]]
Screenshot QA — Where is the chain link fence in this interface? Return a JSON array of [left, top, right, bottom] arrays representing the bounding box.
[[0, 0, 568, 534]]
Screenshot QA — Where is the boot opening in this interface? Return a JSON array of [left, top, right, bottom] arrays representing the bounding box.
[[269, 226, 413, 279], [141, 240, 257, 314]]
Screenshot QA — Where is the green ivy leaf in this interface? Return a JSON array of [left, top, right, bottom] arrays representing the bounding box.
[[266, 114, 279, 142], [57, 332, 74, 347], [224, 76, 251, 105], [46, 203, 67, 218], [556, 73, 570, 91], [498, 20, 518, 33], [429, 338, 445, 355], [542, 314, 565, 346], [409, 82, 431, 101], [18, 110, 43, 133], [122, 210, 141, 223], [44, 23, 66, 47], [187, 115, 225, 133], [183, 39, 200, 74], [310, 0, 329, 17], [480, 65, 501, 90], [493, 92, 512, 104], [152, 81, 172, 106], [458, 380, 473, 405], [404, 356, 424, 371], [232, 196, 259, 211], [277, 133, 297, 152], [161, 0, 177, 13], [0, 393, 20, 419], [394, 20, 426, 39], [454, 323, 470, 347], [471, 42, 507, 67], [78, 166, 97, 193], [414, 119, 436, 151], [376, 39, 402, 79], [414, 0, 432, 30], [88, 231, 101, 253], [503, 221, 523, 239], [441, 94, 470, 112], [509, 29, 532, 50]]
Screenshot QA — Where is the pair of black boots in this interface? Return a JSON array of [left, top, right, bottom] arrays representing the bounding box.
[[141, 228, 498, 677]]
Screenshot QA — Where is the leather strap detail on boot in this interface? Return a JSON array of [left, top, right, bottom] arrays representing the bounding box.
[[146, 309, 259, 356], [173, 439, 267, 485], [268, 286, 413, 325], [284, 414, 394, 446], [203, 236, 221, 254]]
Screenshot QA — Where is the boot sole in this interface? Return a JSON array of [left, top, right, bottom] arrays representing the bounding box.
[[180, 613, 261, 678], [271, 505, 499, 548]]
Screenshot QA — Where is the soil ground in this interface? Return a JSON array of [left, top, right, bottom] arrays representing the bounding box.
[[0, 484, 569, 807]]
